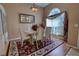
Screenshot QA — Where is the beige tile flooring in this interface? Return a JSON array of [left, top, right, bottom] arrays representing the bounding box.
[[46, 35, 79, 56], [66, 48, 79, 56], [46, 42, 79, 56], [46, 43, 71, 56], [46, 34, 79, 56]]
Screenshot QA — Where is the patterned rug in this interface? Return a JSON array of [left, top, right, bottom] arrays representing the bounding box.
[[8, 38, 64, 56], [16, 38, 53, 56]]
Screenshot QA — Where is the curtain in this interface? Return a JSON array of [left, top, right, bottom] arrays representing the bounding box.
[[64, 11, 68, 42], [46, 11, 68, 42]]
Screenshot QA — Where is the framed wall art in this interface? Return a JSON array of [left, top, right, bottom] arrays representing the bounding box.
[[19, 13, 35, 23]]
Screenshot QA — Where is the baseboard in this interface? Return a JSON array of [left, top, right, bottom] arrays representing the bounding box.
[[9, 36, 30, 41], [9, 37, 21, 41], [66, 43, 79, 49]]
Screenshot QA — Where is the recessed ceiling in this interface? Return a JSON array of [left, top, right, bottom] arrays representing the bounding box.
[[35, 3, 50, 7]]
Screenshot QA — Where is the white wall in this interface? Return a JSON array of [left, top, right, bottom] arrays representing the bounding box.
[[3, 4, 43, 40]]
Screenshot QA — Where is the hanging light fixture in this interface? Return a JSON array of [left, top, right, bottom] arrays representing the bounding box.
[[31, 3, 38, 12]]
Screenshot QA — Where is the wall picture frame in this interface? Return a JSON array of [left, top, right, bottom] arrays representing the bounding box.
[[19, 13, 35, 23]]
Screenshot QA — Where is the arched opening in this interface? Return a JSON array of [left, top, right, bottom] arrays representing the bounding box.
[[46, 8, 68, 42], [0, 4, 8, 55], [48, 8, 61, 16]]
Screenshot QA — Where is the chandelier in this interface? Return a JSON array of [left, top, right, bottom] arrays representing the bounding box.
[[31, 3, 38, 12]]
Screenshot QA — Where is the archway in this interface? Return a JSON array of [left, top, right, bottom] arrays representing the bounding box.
[[0, 4, 8, 55]]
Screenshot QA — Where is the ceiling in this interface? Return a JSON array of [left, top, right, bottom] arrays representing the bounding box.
[[35, 3, 50, 7]]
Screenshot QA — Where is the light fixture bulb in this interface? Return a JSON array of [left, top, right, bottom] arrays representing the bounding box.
[[31, 3, 38, 12], [32, 7, 38, 12]]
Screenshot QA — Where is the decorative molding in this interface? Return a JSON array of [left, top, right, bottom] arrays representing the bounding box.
[[66, 43, 79, 49], [77, 30, 79, 48], [9, 37, 21, 41]]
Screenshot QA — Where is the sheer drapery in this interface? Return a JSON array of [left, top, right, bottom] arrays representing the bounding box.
[[46, 12, 65, 36]]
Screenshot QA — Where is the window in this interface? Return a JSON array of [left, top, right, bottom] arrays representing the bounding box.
[[46, 8, 64, 36], [48, 8, 61, 16]]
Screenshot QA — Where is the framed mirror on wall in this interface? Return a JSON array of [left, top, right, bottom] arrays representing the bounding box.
[[19, 14, 35, 23]]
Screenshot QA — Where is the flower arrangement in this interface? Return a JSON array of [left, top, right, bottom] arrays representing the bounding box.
[[32, 24, 38, 31]]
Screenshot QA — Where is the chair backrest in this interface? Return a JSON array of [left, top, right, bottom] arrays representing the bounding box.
[[45, 27, 52, 39], [19, 24, 31, 41]]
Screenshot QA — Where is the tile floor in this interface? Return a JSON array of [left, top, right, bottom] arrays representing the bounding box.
[[46, 43, 71, 56], [66, 48, 79, 56], [46, 35, 79, 56], [46, 42, 79, 56]]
